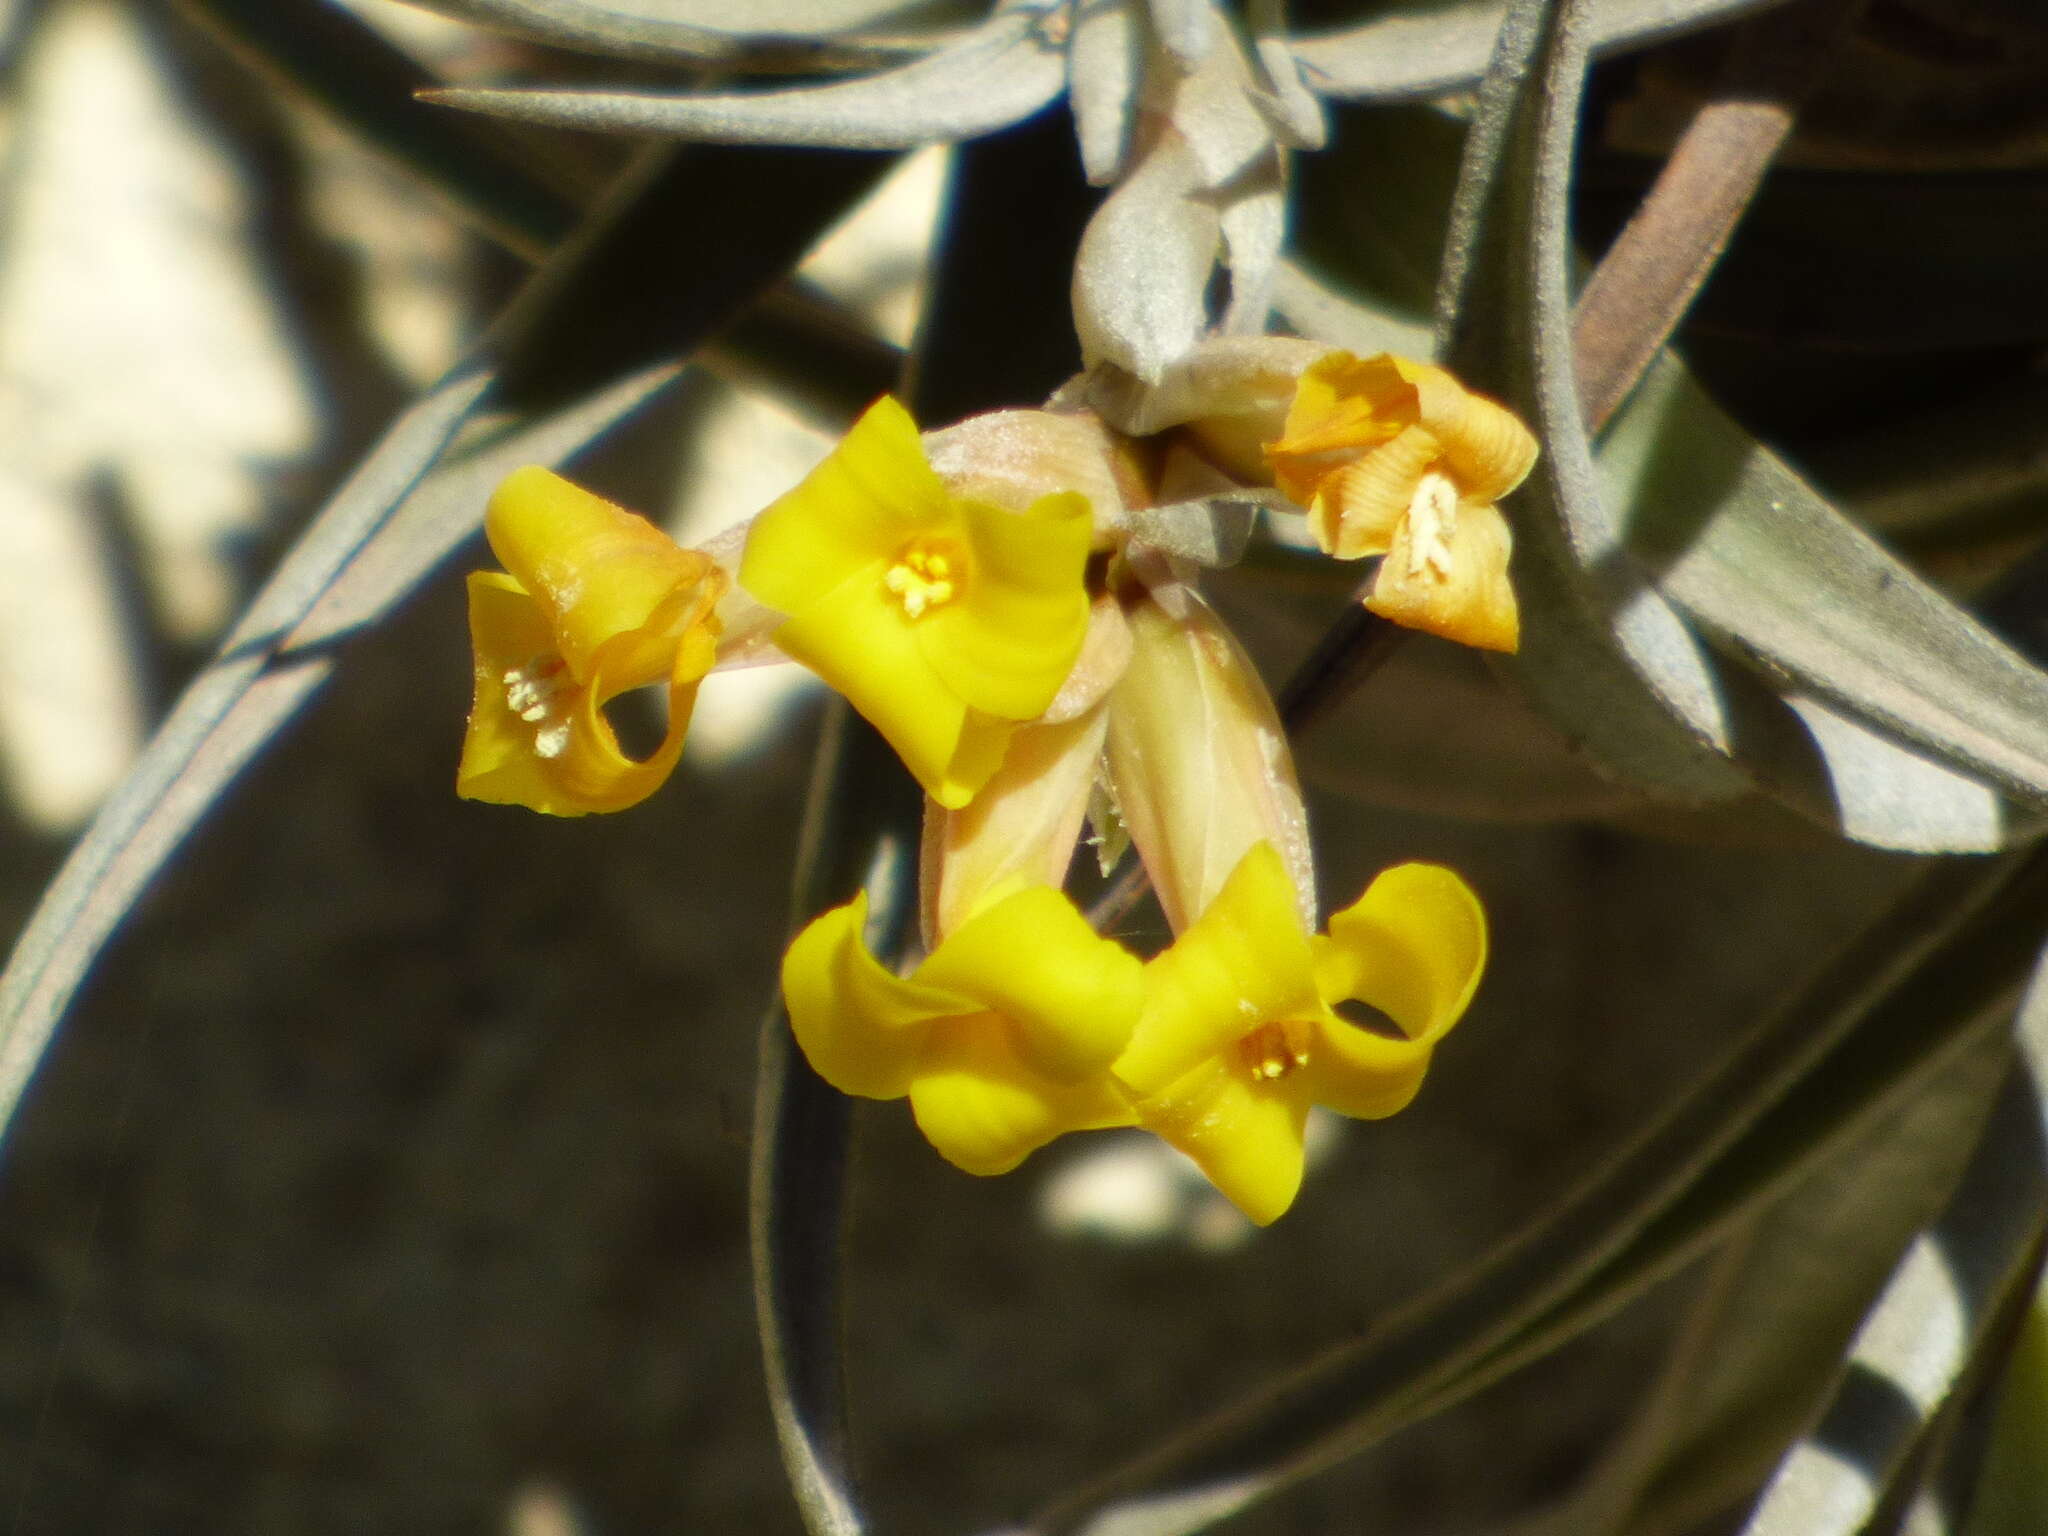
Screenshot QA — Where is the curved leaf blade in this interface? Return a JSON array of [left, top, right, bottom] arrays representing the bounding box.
[[426, 10, 1067, 149], [398, 0, 970, 65], [1291, 0, 1793, 103]]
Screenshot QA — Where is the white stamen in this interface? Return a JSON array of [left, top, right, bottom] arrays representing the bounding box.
[[1406, 471, 1460, 580]]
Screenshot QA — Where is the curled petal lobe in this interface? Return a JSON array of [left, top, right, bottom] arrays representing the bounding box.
[[1315, 863, 1488, 1050], [911, 1015, 1136, 1177], [780, 893, 959, 1101], [918, 883, 1144, 1082], [458, 562, 721, 816], [769, 571, 987, 805], [779, 883, 1147, 1176], [484, 466, 715, 685], [1305, 427, 1439, 560], [1113, 842, 1489, 1222], [1264, 351, 1533, 654]]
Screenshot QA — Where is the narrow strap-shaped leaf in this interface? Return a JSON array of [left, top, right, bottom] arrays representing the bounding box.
[[426, 8, 1067, 149], [1728, 959, 2048, 1536], [1291, 0, 1793, 102], [753, 702, 923, 1536], [397, 0, 962, 66], [1434, 0, 2044, 849]]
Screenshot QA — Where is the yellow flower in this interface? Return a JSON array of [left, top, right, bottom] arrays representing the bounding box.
[[739, 397, 1094, 809], [781, 883, 1144, 1176], [458, 466, 724, 816], [1264, 352, 1537, 654], [1113, 840, 1487, 1225]]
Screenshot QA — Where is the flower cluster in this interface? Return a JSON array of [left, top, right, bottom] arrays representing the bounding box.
[[458, 348, 1530, 1222]]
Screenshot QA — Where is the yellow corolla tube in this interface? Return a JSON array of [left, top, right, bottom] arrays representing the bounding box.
[[781, 883, 1144, 1176], [458, 466, 724, 816], [1114, 841, 1488, 1225], [1265, 351, 1536, 654], [739, 397, 1094, 809]]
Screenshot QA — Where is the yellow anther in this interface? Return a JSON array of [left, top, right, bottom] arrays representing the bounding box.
[[883, 542, 962, 619], [1237, 1021, 1310, 1083]]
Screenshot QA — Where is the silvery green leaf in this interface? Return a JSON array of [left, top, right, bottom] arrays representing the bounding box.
[[1163, 21, 1277, 188], [1439, 0, 1760, 804], [1217, 165, 1284, 334], [1589, 1030, 2013, 1536], [1126, 497, 1261, 566], [1072, 131, 1218, 381], [1290, 0, 1793, 103], [1773, 695, 2013, 855], [1437, 0, 2035, 850], [754, 702, 921, 1536], [1144, 0, 1212, 69], [1503, 1023, 2009, 1536], [398, 0, 971, 65], [427, 8, 1066, 148], [1607, 354, 2048, 821], [1733, 1023, 2048, 1536], [1245, 0, 1327, 148], [1270, 260, 1434, 359], [1069, 0, 1142, 185]]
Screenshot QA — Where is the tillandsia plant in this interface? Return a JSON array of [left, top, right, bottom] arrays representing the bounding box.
[[457, 352, 1515, 1219], [8, 0, 2048, 1534]]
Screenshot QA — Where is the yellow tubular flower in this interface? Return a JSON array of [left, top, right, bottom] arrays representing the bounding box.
[[1114, 841, 1487, 1225], [781, 885, 1145, 1175], [459, 466, 724, 816], [1264, 352, 1537, 654], [739, 397, 1094, 809]]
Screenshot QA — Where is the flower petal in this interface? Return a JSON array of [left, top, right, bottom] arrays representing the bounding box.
[[1313, 862, 1487, 1050], [917, 884, 1144, 1083], [739, 395, 950, 618], [917, 489, 1093, 720], [1428, 383, 1539, 504], [781, 892, 964, 1100], [1366, 498, 1520, 652], [767, 570, 982, 806], [1133, 1055, 1309, 1225], [485, 466, 716, 685], [1115, 841, 1320, 1098], [457, 572, 707, 816], [910, 1014, 1136, 1177], [1305, 425, 1440, 560]]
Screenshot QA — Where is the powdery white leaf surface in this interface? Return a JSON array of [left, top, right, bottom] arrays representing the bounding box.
[[1072, 130, 1217, 381], [1291, 0, 1791, 102], [1067, 0, 1141, 185], [428, 6, 1065, 147], [0, 0, 315, 827]]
